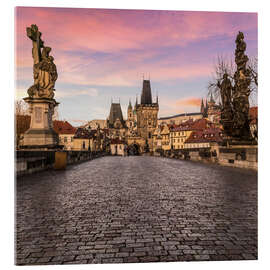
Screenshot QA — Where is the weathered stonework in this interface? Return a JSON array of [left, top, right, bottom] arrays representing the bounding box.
[[22, 98, 59, 148]]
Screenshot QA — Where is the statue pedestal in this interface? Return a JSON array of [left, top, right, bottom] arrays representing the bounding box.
[[21, 97, 60, 149]]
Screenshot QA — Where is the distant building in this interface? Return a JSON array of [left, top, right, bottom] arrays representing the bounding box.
[[170, 118, 214, 150], [152, 125, 163, 153], [110, 138, 126, 156], [160, 124, 171, 151], [158, 112, 203, 126], [73, 127, 108, 151], [184, 128, 223, 149], [126, 99, 137, 134], [53, 120, 77, 150], [84, 119, 107, 129], [73, 128, 95, 151], [107, 102, 127, 139]]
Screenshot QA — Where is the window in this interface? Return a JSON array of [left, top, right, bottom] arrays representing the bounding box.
[[64, 137, 67, 143], [82, 141, 85, 149]]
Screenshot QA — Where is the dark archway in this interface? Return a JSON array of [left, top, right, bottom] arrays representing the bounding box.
[[128, 143, 140, 156]]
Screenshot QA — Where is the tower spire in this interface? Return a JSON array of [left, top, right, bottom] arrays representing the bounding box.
[[200, 98, 205, 113], [128, 99, 132, 109], [141, 79, 153, 104]]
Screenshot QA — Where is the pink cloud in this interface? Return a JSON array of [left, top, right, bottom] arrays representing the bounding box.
[[15, 8, 257, 88]]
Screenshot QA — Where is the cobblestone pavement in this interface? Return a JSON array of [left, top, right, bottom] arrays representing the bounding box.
[[16, 156, 257, 265]]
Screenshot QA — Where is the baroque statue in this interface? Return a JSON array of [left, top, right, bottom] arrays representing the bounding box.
[[219, 31, 253, 141], [26, 24, 58, 99], [232, 31, 252, 139]]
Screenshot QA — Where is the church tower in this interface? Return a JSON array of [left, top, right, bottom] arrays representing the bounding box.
[[127, 100, 134, 129], [136, 79, 159, 151]]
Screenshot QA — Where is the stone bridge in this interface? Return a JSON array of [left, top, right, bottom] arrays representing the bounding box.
[[16, 156, 257, 265]]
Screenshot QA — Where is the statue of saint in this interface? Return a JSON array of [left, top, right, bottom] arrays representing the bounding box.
[[232, 31, 252, 140], [26, 24, 58, 99], [218, 73, 232, 108]]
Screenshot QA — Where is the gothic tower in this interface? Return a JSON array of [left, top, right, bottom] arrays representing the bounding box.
[[127, 100, 134, 129], [136, 79, 159, 151], [108, 102, 125, 128]]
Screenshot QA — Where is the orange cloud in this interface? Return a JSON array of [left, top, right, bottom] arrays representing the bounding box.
[[176, 97, 201, 107]]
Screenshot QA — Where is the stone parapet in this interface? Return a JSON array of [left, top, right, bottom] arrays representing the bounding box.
[[16, 150, 108, 176]]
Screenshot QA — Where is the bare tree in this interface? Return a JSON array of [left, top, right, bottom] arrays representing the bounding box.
[[208, 55, 258, 105], [15, 100, 30, 149], [247, 56, 258, 107], [207, 56, 235, 101], [15, 100, 28, 115]]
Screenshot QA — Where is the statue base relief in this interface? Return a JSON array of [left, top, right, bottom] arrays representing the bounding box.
[[21, 97, 60, 149]]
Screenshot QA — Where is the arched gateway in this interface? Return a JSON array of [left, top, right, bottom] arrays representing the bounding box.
[[128, 143, 140, 155]]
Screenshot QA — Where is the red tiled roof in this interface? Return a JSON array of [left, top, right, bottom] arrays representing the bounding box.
[[53, 120, 77, 135], [185, 128, 223, 144], [171, 118, 213, 132]]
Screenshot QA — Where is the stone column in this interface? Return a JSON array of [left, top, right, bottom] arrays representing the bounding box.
[[22, 97, 59, 148]]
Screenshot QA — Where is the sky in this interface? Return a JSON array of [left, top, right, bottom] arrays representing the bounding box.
[[15, 7, 258, 126]]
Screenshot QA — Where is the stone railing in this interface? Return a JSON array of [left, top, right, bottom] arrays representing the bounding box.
[[152, 145, 257, 170], [16, 150, 108, 176]]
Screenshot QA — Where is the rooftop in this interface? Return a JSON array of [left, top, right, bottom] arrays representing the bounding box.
[[53, 120, 77, 135], [185, 128, 223, 144]]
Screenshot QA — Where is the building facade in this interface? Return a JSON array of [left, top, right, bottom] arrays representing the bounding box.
[[170, 118, 214, 150], [53, 120, 77, 150], [110, 138, 126, 156]]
